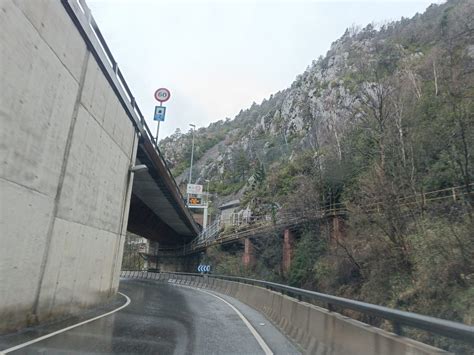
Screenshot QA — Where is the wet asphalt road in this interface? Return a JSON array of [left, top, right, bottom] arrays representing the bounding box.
[[2, 279, 299, 354]]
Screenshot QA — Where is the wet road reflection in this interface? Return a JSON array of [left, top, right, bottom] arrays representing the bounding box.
[[6, 279, 298, 354]]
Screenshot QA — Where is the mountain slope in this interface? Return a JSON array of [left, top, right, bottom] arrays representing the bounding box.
[[161, 2, 473, 351], [162, 0, 473, 203]]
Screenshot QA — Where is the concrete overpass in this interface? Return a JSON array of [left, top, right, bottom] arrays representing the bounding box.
[[0, 0, 198, 332], [61, 0, 200, 245]]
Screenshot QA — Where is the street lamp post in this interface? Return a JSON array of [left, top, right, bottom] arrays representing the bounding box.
[[204, 179, 210, 229], [189, 124, 196, 184], [205, 179, 210, 204]]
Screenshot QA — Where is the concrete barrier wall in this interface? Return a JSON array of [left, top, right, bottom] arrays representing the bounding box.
[[0, 0, 138, 332], [127, 273, 446, 354]]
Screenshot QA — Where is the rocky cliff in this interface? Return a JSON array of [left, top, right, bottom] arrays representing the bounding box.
[[160, 0, 473, 209]]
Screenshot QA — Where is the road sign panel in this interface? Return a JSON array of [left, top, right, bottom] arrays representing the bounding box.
[[154, 106, 166, 121], [197, 265, 211, 273], [188, 196, 203, 206], [187, 184, 203, 194], [154, 88, 171, 103]]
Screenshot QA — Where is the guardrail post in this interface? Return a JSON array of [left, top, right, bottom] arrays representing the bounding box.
[[392, 321, 403, 336]]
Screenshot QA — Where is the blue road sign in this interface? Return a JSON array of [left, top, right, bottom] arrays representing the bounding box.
[[154, 106, 166, 121], [197, 265, 211, 273]]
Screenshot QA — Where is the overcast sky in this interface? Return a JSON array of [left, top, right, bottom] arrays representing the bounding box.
[[87, 0, 440, 139]]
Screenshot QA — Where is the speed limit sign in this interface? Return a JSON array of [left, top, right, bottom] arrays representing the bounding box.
[[154, 88, 171, 103]]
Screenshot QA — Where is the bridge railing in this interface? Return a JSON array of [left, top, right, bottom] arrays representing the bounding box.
[[63, 0, 189, 217], [179, 209, 342, 254], [120, 270, 474, 346], [183, 183, 474, 253]]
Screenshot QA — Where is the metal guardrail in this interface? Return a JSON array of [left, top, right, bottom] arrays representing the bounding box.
[[121, 270, 474, 345], [62, 0, 189, 217], [210, 274, 474, 344]]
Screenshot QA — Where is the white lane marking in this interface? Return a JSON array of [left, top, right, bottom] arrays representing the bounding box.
[[0, 292, 131, 354], [177, 285, 273, 355]]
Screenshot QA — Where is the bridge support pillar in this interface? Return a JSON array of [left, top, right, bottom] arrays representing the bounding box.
[[330, 216, 346, 242], [282, 229, 295, 274], [242, 238, 255, 268]]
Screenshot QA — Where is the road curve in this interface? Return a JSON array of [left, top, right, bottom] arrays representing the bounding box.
[[2, 278, 299, 354]]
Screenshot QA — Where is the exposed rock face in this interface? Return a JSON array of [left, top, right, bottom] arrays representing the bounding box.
[[160, 0, 472, 201]]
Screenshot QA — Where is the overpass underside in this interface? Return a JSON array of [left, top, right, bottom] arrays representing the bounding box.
[[127, 139, 199, 248]]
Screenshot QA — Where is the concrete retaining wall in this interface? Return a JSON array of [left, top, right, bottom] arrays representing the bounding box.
[[154, 255, 200, 273], [0, 0, 137, 332], [121, 272, 446, 354]]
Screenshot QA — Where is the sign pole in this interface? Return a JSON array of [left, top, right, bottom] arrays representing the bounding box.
[[155, 121, 161, 143], [189, 124, 195, 184], [203, 205, 208, 228], [155, 104, 162, 143]]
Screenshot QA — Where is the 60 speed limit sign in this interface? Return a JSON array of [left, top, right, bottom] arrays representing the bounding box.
[[154, 88, 171, 103]]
